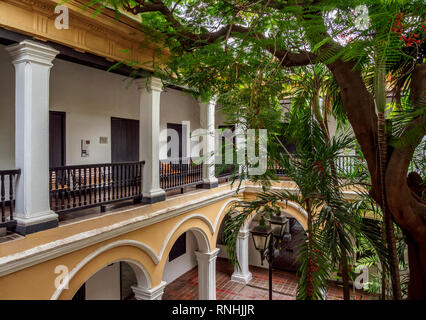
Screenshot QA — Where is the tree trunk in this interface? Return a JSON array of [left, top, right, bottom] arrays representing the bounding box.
[[381, 272, 387, 300], [405, 234, 426, 299], [312, 93, 351, 300], [327, 59, 426, 299], [341, 250, 351, 300], [306, 199, 314, 300], [378, 112, 402, 300]]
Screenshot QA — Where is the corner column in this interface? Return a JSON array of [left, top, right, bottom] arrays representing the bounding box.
[[137, 77, 166, 204], [132, 281, 167, 300], [7, 40, 59, 235], [199, 98, 218, 189], [195, 248, 220, 300], [231, 230, 253, 284]]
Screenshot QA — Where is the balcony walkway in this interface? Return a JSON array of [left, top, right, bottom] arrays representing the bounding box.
[[162, 258, 375, 300]]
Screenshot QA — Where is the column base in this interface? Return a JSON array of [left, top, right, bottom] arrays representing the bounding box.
[[197, 178, 218, 189], [231, 272, 253, 284], [132, 281, 167, 300], [142, 189, 166, 204], [15, 211, 58, 236]]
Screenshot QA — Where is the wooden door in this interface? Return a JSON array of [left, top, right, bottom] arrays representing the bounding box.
[[167, 123, 183, 158], [49, 111, 66, 168], [111, 117, 139, 163]]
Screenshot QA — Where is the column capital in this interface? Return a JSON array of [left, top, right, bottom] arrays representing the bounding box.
[[198, 96, 217, 108], [132, 281, 167, 300], [136, 77, 163, 93], [6, 40, 59, 67], [195, 248, 220, 263], [237, 230, 251, 240]]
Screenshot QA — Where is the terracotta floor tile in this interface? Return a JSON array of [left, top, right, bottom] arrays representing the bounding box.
[[162, 258, 374, 300]]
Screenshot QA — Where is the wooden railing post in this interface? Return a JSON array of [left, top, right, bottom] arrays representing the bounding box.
[[49, 161, 145, 214], [0, 169, 20, 234]]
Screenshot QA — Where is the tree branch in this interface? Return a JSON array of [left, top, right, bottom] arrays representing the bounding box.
[[124, 0, 316, 67]]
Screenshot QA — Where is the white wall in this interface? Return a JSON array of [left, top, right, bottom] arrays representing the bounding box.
[[217, 240, 268, 270], [162, 231, 199, 283], [50, 59, 140, 165], [0, 45, 15, 170], [159, 89, 201, 160], [85, 262, 121, 300], [0, 49, 205, 168], [215, 106, 228, 128]]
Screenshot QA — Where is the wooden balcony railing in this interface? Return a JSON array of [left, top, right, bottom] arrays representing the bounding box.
[[335, 155, 365, 177], [269, 155, 365, 178], [215, 164, 237, 179], [0, 169, 20, 231], [49, 161, 144, 213], [160, 158, 203, 191]]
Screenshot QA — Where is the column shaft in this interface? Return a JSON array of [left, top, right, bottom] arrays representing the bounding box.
[[195, 248, 219, 300], [231, 231, 253, 284], [137, 77, 166, 204], [7, 40, 59, 235], [199, 98, 218, 189]]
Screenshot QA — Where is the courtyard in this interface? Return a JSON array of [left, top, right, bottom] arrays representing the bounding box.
[[162, 258, 374, 301]]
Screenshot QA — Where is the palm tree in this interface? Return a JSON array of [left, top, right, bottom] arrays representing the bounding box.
[[283, 64, 355, 299], [224, 108, 358, 299]]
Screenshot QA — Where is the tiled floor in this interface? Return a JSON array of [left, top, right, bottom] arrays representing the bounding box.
[[0, 230, 22, 244], [163, 258, 374, 300]]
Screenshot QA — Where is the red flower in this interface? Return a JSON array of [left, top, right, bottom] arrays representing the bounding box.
[[314, 162, 326, 177]]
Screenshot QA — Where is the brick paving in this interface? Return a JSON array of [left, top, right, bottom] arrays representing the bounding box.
[[163, 258, 374, 300]]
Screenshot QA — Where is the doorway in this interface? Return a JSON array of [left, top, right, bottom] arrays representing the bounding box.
[[272, 218, 306, 272], [167, 123, 184, 159], [49, 111, 66, 168], [111, 117, 140, 163]]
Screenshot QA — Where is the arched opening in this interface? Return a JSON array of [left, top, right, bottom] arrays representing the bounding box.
[[208, 200, 308, 299], [72, 259, 150, 300], [162, 226, 214, 300], [272, 217, 306, 272]]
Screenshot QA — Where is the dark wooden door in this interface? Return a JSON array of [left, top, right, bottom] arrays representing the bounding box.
[[167, 123, 183, 158], [272, 218, 306, 272], [111, 117, 139, 163], [49, 111, 66, 167], [218, 125, 236, 163]]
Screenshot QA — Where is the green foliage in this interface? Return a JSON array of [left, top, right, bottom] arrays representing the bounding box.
[[223, 108, 359, 299], [75, 0, 424, 299]]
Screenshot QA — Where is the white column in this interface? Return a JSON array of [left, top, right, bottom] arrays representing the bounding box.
[[195, 248, 219, 300], [136, 77, 166, 204], [231, 230, 253, 284], [235, 120, 246, 177], [199, 98, 218, 189], [6, 40, 59, 235], [132, 281, 167, 300]]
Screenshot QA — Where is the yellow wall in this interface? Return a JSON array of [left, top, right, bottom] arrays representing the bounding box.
[[0, 196, 239, 299], [0, 188, 311, 300]]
